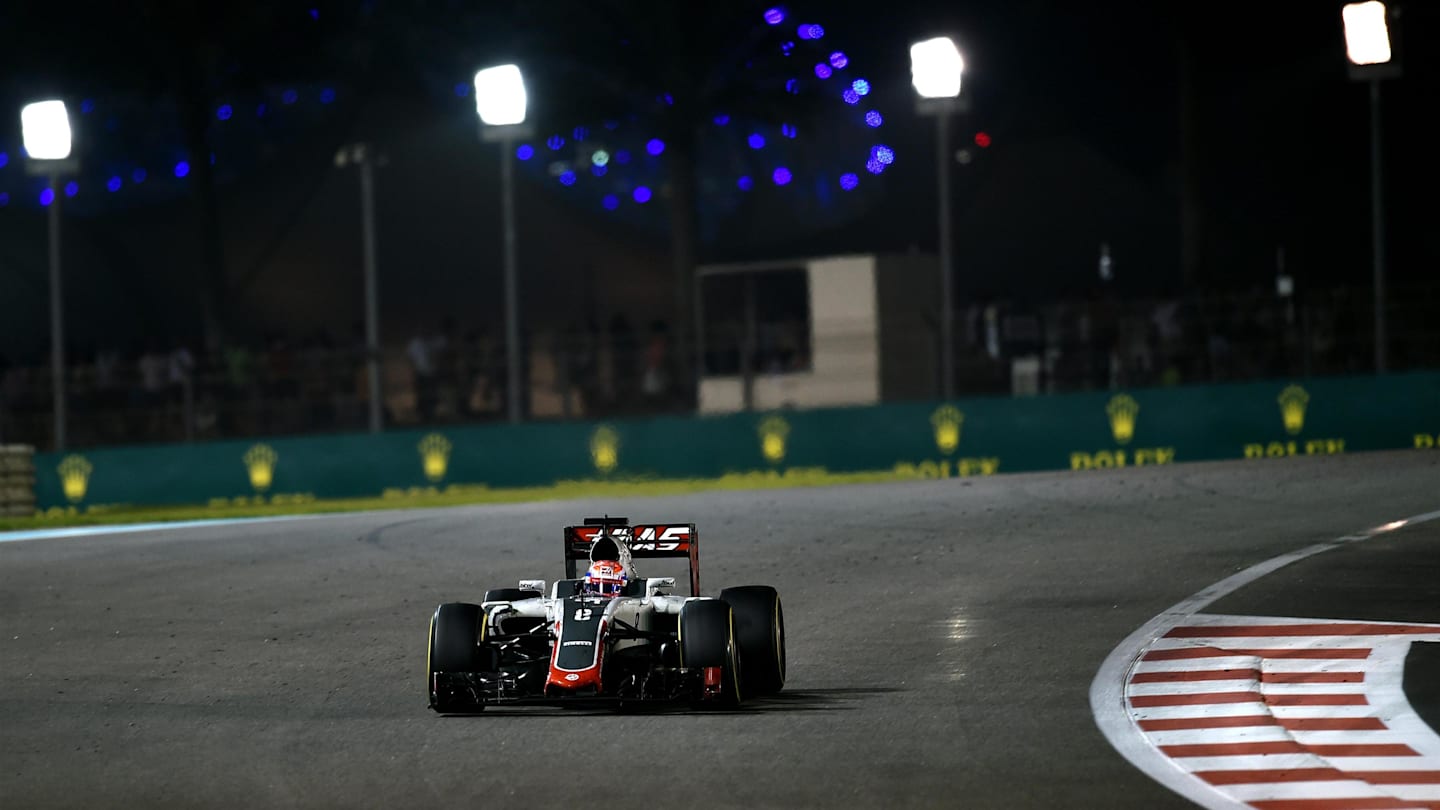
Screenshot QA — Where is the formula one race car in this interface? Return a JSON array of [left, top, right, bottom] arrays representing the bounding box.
[[426, 517, 786, 712]]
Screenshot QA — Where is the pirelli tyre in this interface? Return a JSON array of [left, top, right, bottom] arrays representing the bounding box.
[[720, 585, 786, 697], [678, 599, 742, 708], [427, 602, 485, 713]]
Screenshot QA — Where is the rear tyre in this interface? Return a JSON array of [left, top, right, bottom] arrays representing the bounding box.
[[428, 602, 484, 713], [678, 599, 742, 708], [720, 585, 786, 697], [482, 587, 542, 603]]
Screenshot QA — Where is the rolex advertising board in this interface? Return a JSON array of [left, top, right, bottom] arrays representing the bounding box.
[[30, 372, 1440, 512]]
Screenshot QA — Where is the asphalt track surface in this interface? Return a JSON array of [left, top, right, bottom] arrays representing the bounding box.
[[3, 450, 1438, 808]]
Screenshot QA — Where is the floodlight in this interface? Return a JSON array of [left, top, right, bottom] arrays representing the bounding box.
[[1343, 1, 1392, 65], [470, 66, 531, 425], [910, 34, 968, 401], [21, 100, 72, 160], [473, 65, 527, 126], [910, 37, 964, 99]]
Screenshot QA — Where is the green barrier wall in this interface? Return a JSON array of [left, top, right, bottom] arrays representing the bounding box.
[[33, 372, 1440, 512]]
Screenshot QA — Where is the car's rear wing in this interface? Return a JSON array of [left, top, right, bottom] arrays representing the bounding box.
[[563, 517, 700, 596]]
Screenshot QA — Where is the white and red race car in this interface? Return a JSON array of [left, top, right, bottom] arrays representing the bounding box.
[[426, 516, 785, 712]]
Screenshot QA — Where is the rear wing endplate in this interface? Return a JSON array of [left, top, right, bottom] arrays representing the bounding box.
[[563, 517, 700, 596]]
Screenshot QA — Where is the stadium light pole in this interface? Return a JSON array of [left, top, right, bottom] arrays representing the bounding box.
[[335, 143, 386, 433], [1342, 1, 1400, 374], [911, 37, 966, 401], [21, 100, 77, 452], [474, 64, 531, 424]]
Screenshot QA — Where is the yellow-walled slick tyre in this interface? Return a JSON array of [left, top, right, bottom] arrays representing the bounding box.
[[428, 602, 484, 713]]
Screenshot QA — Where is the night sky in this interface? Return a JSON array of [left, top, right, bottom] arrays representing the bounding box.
[[0, 1, 1434, 357]]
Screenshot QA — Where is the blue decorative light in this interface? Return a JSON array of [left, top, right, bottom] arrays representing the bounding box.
[[516, 144, 535, 161], [865, 110, 883, 127], [603, 120, 619, 130], [132, 168, 147, 183], [829, 52, 848, 69], [217, 105, 233, 121], [309, 7, 319, 20], [842, 88, 860, 105], [174, 161, 191, 178], [453, 82, 469, 97], [0, 192, 8, 207], [0, 152, 7, 168], [713, 113, 730, 126], [865, 158, 884, 174], [781, 124, 797, 139], [839, 173, 859, 190], [633, 186, 652, 204], [320, 88, 336, 104], [772, 167, 792, 185], [615, 150, 632, 164], [107, 176, 122, 192], [559, 171, 577, 186], [871, 144, 894, 165], [602, 194, 619, 210], [785, 78, 799, 94], [814, 63, 832, 79], [40, 188, 54, 206], [851, 79, 870, 96], [780, 41, 795, 56], [256, 103, 267, 117], [797, 23, 824, 40], [737, 176, 754, 191], [546, 134, 565, 150], [662, 93, 674, 106], [80, 99, 95, 114], [282, 89, 298, 104], [747, 133, 766, 150], [646, 138, 665, 156], [591, 164, 607, 177], [573, 126, 589, 141], [65, 181, 78, 197], [763, 7, 784, 24]]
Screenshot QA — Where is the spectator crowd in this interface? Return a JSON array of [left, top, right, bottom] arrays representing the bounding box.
[[1, 284, 1435, 451]]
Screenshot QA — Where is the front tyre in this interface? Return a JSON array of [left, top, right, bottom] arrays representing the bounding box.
[[428, 602, 484, 712], [678, 599, 742, 708], [720, 585, 786, 697]]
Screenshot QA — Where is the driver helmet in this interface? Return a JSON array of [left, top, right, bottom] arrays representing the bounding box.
[[583, 560, 628, 598]]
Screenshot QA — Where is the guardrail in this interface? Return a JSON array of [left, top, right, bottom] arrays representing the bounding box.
[[25, 371, 1440, 514], [1, 445, 37, 516]]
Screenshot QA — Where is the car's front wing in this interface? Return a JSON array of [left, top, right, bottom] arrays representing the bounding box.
[[431, 665, 723, 711]]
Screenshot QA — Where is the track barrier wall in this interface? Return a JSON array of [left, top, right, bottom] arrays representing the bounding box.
[[2, 445, 38, 516], [30, 372, 1440, 513]]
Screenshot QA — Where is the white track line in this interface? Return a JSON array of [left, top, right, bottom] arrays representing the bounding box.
[[1090, 508, 1440, 810], [0, 513, 329, 544]]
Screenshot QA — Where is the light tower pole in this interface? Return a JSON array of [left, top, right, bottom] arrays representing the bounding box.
[[911, 37, 967, 401], [21, 100, 78, 451], [474, 64, 533, 423]]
